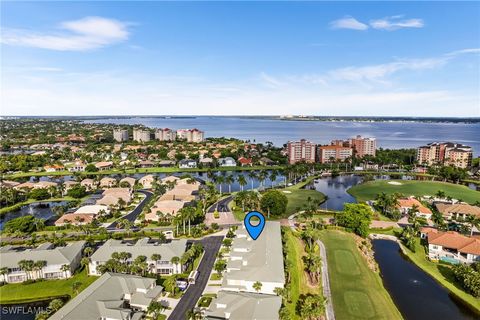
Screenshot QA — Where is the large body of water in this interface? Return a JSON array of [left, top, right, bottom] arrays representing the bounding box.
[[373, 239, 478, 320], [86, 117, 480, 156]]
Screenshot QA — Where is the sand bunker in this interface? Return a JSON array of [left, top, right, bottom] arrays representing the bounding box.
[[282, 190, 292, 194], [388, 181, 402, 185]]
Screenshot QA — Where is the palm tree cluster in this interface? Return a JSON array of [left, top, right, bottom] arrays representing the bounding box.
[[172, 206, 201, 236], [300, 224, 323, 285], [452, 262, 480, 297], [17, 259, 48, 281], [375, 192, 402, 220], [97, 251, 150, 275], [298, 294, 327, 320], [35, 298, 65, 320], [234, 190, 261, 212], [181, 243, 204, 270]]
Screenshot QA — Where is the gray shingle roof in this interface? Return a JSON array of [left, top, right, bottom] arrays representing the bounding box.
[[0, 241, 85, 269], [90, 238, 187, 262], [205, 291, 281, 320], [50, 273, 162, 320]]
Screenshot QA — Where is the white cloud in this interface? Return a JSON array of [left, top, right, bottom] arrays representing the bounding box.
[[329, 17, 369, 30], [259, 72, 285, 88], [446, 48, 480, 56], [1, 16, 130, 51], [329, 57, 447, 83], [370, 16, 424, 31]]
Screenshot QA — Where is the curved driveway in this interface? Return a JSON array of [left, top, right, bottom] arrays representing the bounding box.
[[106, 189, 153, 230]]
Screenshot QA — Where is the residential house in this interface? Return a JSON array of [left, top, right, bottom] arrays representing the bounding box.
[[50, 273, 163, 320], [95, 161, 113, 171], [63, 181, 79, 193], [219, 157, 237, 167], [237, 157, 252, 167], [259, 157, 275, 166], [396, 197, 433, 219], [139, 174, 156, 189], [0, 241, 85, 283], [80, 178, 96, 191], [55, 213, 96, 227], [179, 159, 197, 169], [199, 157, 214, 167], [159, 160, 175, 167], [222, 221, 285, 295], [119, 177, 136, 188], [88, 238, 187, 275], [435, 203, 480, 220], [145, 200, 186, 221], [137, 160, 155, 168], [68, 160, 86, 172], [99, 177, 117, 188], [421, 228, 480, 264], [205, 291, 282, 320], [44, 164, 65, 172]]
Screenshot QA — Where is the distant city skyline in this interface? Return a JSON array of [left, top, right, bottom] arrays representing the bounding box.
[[1, 1, 479, 116]]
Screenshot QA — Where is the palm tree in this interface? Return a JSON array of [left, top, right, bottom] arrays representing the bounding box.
[[147, 301, 164, 319], [253, 281, 262, 292], [0, 267, 8, 282], [258, 170, 267, 190], [164, 275, 179, 295], [81, 257, 90, 273], [435, 190, 446, 199], [179, 206, 197, 235], [237, 175, 247, 192], [213, 174, 225, 195], [269, 170, 278, 189], [18, 259, 34, 280], [61, 264, 70, 278], [171, 256, 180, 273], [248, 171, 257, 190], [72, 281, 82, 295], [465, 215, 480, 237], [33, 260, 47, 279], [83, 247, 93, 257], [225, 174, 234, 193]]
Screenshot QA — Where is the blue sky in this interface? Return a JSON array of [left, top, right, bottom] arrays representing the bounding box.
[[1, 1, 479, 116]]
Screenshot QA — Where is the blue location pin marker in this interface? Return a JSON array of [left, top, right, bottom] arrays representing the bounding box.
[[244, 211, 265, 240]]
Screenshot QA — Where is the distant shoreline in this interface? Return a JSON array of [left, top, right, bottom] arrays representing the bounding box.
[[2, 115, 479, 124]]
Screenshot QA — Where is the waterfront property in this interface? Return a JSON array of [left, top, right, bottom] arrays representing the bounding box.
[[286, 139, 316, 164], [417, 142, 473, 168], [179, 159, 197, 168], [54, 205, 110, 226], [96, 188, 132, 207], [204, 291, 282, 320], [0, 241, 85, 283], [396, 197, 432, 219], [435, 202, 480, 220], [50, 272, 163, 320], [88, 238, 187, 275], [421, 228, 480, 264]]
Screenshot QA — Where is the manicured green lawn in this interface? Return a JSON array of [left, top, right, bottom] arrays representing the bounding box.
[[319, 230, 402, 320], [284, 189, 326, 215], [0, 268, 98, 304], [283, 228, 321, 320], [402, 238, 480, 313], [348, 180, 480, 204]]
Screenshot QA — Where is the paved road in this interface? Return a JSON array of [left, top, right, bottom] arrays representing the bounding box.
[[317, 239, 336, 320], [208, 196, 233, 213], [168, 236, 223, 320], [106, 189, 153, 229]]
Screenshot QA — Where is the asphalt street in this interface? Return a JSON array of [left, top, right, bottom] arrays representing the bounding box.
[[207, 196, 233, 213], [168, 236, 223, 320], [106, 189, 153, 229]]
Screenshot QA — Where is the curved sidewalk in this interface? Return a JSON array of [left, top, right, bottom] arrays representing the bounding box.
[[288, 212, 335, 320]]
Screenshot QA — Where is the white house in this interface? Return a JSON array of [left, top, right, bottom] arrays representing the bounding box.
[[179, 159, 197, 169], [88, 238, 187, 276], [218, 157, 237, 167], [0, 241, 85, 283]]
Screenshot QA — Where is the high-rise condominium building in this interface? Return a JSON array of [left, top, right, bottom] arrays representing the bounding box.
[[286, 139, 316, 164], [113, 129, 129, 142], [155, 128, 175, 141], [176, 129, 204, 142], [349, 135, 377, 157], [417, 142, 473, 168], [133, 129, 151, 142], [317, 145, 353, 163], [330, 135, 376, 157]]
